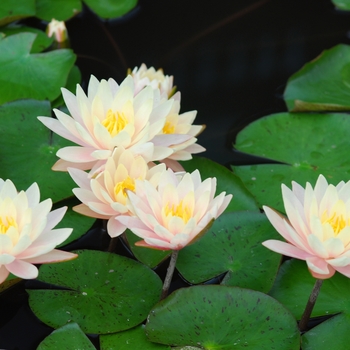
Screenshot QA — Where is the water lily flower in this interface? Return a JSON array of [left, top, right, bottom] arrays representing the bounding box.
[[68, 147, 166, 238], [46, 19, 69, 48], [263, 174, 350, 279], [0, 179, 76, 284], [130, 63, 175, 98], [38, 75, 174, 173], [117, 169, 232, 250], [153, 92, 206, 171]]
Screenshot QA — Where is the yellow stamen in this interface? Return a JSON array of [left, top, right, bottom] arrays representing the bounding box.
[[163, 120, 175, 134], [0, 216, 17, 234], [322, 210, 349, 235], [102, 109, 128, 137], [164, 200, 191, 223], [114, 176, 135, 198]]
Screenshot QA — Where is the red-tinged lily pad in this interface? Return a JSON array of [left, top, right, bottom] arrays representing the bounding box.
[[180, 156, 259, 212], [232, 112, 350, 213], [37, 322, 95, 350], [145, 285, 300, 349], [176, 211, 281, 293], [28, 249, 162, 334], [284, 44, 350, 111], [0, 32, 75, 105], [0, 99, 76, 202], [100, 325, 170, 349]]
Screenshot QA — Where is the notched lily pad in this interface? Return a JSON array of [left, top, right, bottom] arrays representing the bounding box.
[[28, 249, 162, 334], [177, 211, 281, 293]]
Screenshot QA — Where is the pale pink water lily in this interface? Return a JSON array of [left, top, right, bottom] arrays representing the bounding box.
[[263, 174, 350, 279], [38, 75, 175, 173], [130, 63, 175, 98], [46, 18, 68, 43], [153, 92, 206, 171], [117, 169, 232, 250], [0, 179, 76, 284], [68, 147, 166, 238]]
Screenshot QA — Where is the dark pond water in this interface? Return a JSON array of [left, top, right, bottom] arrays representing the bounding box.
[[1, 0, 350, 348]]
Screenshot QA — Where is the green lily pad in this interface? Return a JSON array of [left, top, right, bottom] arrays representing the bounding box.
[[35, 0, 82, 21], [0, 32, 75, 105], [269, 259, 350, 319], [28, 249, 162, 334], [37, 323, 95, 350], [0, 0, 35, 26], [84, 0, 138, 19], [124, 229, 170, 268], [232, 112, 350, 212], [100, 325, 170, 349], [301, 313, 350, 350], [181, 156, 259, 212], [0, 99, 76, 202], [284, 44, 350, 111], [332, 0, 350, 11], [176, 211, 281, 293], [0, 26, 53, 53], [145, 285, 300, 349]]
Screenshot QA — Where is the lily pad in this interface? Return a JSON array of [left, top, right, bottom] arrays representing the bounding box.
[[37, 323, 95, 350], [0, 32, 75, 105], [145, 285, 300, 349], [28, 249, 162, 334], [124, 229, 170, 268], [176, 211, 281, 293], [100, 325, 170, 349], [181, 156, 259, 212], [284, 44, 350, 111], [35, 0, 82, 21], [0, 26, 53, 53], [332, 0, 350, 11], [84, 0, 138, 19], [0, 0, 35, 26], [0, 99, 76, 202], [232, 112, 350, 212]]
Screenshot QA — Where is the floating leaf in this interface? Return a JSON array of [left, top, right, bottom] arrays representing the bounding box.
[[0, 99, 76, 202], [177, 211, 281, 292], [0, 26, 53, 53], [146, 285, 300, 349], [0, 0, 35, 26], [84, 0, 138, 19], [124, 229, 170, 268], [284, 44, 350, 111], [232, 112, 350, 212], [332, 0, 350, 11], [28, 249, 162, 334], [181, 156, 259, 212], [35, 0, 82, 21], [0, 32, 75, 105], [37, 323, 95, 350], [100, 325, 170, 349]]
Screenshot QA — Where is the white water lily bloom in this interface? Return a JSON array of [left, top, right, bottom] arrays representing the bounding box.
[[38, 75, 174, 173], [131, 63, 175, 98], [117, 169, 232, 250], [68, 147, 166, 238], [153, 92, 206, 171], [263, 174, 350, 279], [0, 179, 76, 284]]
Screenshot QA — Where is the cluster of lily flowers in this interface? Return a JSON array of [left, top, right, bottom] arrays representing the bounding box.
[[1, 63, 350, 290]]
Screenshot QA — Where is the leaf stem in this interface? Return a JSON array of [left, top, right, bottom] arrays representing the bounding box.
[[160, 250, 179, 300], [299, 279, 323, 332]]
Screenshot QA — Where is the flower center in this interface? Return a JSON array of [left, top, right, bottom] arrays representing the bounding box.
[[0, 216, 17, 234], [163, 120, 176, 134], [164, 200, 191, 223], [102, 109, 128, 137], [322, 210, 349, 235], [114, 176, 135, 198]]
